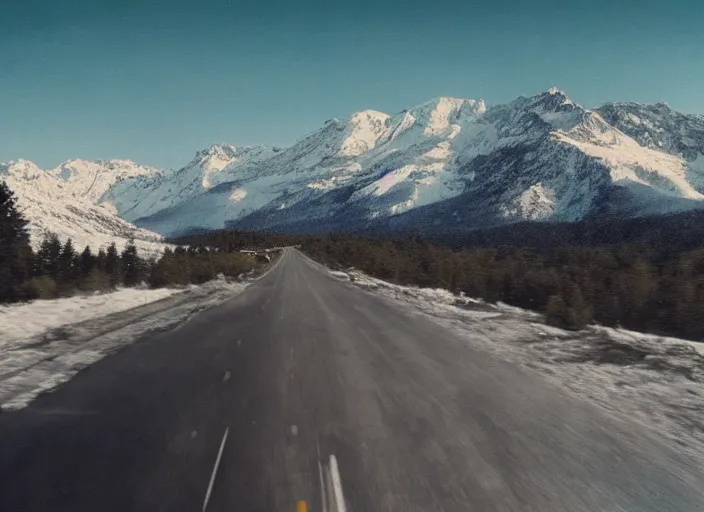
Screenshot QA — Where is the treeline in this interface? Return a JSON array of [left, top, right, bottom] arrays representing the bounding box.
[[299, 235, 704, 340], [149, 246, 259, 288], [171, 227, 704, 340], [0, 182, 262, 304], [431, 210, 704, 254], [29, 234, 147, 298]]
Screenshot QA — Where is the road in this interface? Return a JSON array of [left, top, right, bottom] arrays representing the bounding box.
[[0, 248, 702, 511]]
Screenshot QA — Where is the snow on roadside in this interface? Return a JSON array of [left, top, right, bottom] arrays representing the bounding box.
[[0, 287, 178, 346], [0, 278, 248, 411], [341, 269, 704, 463], [329, 270, 351, 281]]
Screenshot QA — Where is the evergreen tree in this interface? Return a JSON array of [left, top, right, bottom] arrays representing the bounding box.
[[96, 248, 107, 272], [80, 267, 110, 292], [0, 181, 35, 302], [36, 232, 62, 279], [80, 246, 95, 277], [121, 239, 143, 287], [57, 238, 78, 291], [105, 242, 122, 287], [149, 248, 185, 287]]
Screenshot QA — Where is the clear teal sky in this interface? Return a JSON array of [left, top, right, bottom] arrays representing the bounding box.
[[1, 0, 702, 169]]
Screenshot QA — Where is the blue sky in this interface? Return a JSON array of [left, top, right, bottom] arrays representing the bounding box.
[[1, 0, 702, 170]]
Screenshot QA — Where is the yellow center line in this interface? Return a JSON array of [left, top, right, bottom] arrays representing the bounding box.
[[297, 500, 308, 512]]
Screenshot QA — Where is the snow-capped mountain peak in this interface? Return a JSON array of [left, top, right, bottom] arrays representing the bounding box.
[[195, 143, 238, 159], [516, 88, 579, 116], [2, 160, 62, 201], [3, 159, 43, 176], [98, 142, 276, 225], [505, 88, 587, 135], [115, 91, 704, 236], [339, 110, 390, 157], [596, 102, 704, 159], [53, 158, 161, 203], [191, 144, 240, 175], [7, 88, 704, 241], [407, 96, 486, 135]]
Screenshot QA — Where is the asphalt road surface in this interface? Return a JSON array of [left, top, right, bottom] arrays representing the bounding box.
[[1, 248, 702, 511]]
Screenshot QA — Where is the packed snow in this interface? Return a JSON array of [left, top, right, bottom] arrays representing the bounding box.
[[329, 270, 351, 280], [0, 278, 249, 411], [0, 287, 178, 343], [334, 268, 704, 464]]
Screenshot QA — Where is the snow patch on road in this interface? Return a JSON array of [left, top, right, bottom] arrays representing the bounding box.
[[0, 278, 248, 410], [343, 269, 704, 463]]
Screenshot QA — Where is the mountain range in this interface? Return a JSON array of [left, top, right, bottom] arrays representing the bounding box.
[[2, 88, 703, 250]]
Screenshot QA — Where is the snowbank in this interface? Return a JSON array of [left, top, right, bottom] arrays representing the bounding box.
[[0, 287, 177, 346], [344, 269, 704, 463], [329, 270, 350, 280], [0, 278, 248, 410]]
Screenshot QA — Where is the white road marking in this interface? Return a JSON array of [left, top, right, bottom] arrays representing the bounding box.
[[317, 436, 328, 512], [202, 427, 229, 512], [222, 371, 231, 382], [329, 454, 347, 512]]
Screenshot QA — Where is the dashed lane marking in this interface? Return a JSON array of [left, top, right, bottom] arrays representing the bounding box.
[[330, 454, 347, 512], [202, 427, 229, 512]]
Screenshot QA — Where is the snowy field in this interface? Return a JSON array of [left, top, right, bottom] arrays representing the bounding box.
[[335, 268, 704, 464], [0, 278, 248, 410]]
